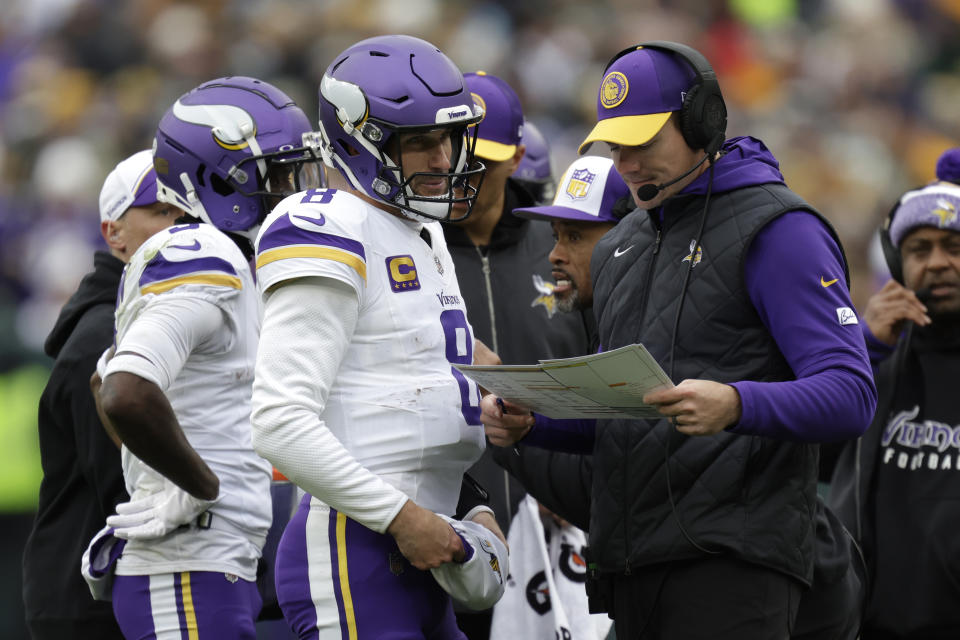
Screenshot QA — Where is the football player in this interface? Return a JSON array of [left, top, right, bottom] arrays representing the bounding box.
[[250, 35, 507, 639], [24, 149, 180, 640], [89, 76, 323, 639]]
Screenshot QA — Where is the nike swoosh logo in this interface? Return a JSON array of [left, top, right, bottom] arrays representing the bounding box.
[[168, 240, 201, 251], [821, 276, 838, 288], [293, 213, 326, 227], [614, 245, 634, 258]]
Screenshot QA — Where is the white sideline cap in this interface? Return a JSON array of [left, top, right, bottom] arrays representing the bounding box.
[[99, 149, 159, 222], [430, 514, 509, 611]]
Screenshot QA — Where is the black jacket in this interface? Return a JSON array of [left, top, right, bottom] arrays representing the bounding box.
[[589, 183, 821, 582], [830, 325, 960, 637], [443, 179, 591, 528], [22, 251, 127, 631]]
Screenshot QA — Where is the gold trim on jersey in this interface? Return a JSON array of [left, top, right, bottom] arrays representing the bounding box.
[[256, 246, 368, 282], [140, 273, 243, 295]]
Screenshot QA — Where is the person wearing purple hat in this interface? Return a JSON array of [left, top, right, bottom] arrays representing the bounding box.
[[22, 149, 181, 640], [482, 41, 877, 638], [830, 148, 960, 639], [440, 70, 592, 640], [249, 36, 512, 639], [88, 77, 322, 639], [511, 120, 556, 205]]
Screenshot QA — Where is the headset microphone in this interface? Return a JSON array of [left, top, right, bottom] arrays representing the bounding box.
[[635, 151, 711, 202]]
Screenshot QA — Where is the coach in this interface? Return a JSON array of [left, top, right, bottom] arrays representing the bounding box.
[[483, 41, 876, 638]]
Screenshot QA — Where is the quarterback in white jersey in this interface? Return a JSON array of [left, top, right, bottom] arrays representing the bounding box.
[[255, 188, 484, 518], [251, 35, 509, 639]]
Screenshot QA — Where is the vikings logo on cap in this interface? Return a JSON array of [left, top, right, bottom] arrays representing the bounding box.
[[600, 71, 629, 109], [471, 92, 487, 123], [566, 168, 596, 200], [931, 198, 958, 227]]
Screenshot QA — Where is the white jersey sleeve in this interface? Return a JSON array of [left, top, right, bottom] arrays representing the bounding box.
[[106, 295, 224, 390], [251, 277, 408, 533], [255, 188, 368, 299]]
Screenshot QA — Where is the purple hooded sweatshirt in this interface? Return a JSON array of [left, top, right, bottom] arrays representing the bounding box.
[[525, 136, 875, 448]]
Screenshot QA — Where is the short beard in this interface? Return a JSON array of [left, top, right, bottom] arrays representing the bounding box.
[[556, 290, 581, 314]]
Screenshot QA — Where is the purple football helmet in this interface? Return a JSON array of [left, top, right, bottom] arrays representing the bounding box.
[[317, 35, 485, 222], [512, 120, 555, 205], [154, 76, 323, 238]]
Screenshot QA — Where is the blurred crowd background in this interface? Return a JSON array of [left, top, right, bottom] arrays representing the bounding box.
[[2, 0, 959, 636]]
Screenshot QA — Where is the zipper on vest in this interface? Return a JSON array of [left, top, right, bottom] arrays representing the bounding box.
[[476, 247, 513, 530], [477, 248, 499, 353], [637, 225, 663, 338], [621, 222, 663, 571]]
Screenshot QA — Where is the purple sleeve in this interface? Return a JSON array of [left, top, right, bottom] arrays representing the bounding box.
[[521, 415, 596, 453], [728, 211, 877, 442]]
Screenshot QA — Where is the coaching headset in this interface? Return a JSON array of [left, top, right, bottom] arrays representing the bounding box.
[[879, 197, 907, 284], [603, 41, 728, 158]]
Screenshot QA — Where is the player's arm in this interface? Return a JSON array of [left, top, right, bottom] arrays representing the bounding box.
[[99, 295, 224, 500], [100, 371, 218, 500], [251, 276, 463, 569]]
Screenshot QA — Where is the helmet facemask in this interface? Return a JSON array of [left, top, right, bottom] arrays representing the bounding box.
[[321, 112, 485, 223], [376, 121, 485, 223], [316, 43, 488, 223], [232, 135, 326, 219]]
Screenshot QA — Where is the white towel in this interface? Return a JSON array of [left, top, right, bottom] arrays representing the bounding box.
[[490, 496, 612, 640], [80, 524, 126, 601]]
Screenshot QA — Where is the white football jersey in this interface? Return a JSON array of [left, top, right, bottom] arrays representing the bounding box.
[[255, 188, 485, 516], [111, 222, 271, 580]]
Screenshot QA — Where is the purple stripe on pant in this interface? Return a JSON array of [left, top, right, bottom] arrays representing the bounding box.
[[113, 571, 261, 639], [275, 493, 466, 639]]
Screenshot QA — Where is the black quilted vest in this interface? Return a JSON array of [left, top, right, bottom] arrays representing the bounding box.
[[588, 182, 840, 584]]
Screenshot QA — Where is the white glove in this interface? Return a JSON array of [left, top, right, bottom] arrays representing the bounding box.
[[107, 485, 215, 540]]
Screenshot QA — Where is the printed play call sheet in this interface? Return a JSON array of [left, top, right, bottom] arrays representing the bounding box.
[[454, 344, 674, 419]]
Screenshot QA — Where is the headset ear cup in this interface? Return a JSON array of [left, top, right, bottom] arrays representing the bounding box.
[[680, 82, 727, 153], [879, 227, 903, 284], [679, 84, 703, 150], [699, 89, 727, 155]]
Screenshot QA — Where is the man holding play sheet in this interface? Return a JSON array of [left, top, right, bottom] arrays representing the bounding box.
[[480, 41, 876, 638]]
